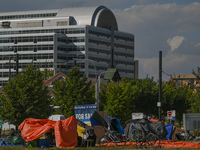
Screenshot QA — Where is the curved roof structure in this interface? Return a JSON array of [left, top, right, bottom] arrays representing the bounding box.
[[56, 5, 118, 30], [0, 6, 118, 30]]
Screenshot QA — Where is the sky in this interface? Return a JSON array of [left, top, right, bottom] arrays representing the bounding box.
[[0, 0, 200, 81]]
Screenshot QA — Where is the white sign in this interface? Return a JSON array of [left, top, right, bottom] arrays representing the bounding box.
[[132, 113, 143, 120], [167, 110, 176, 119], [157, 102, 161, 107]]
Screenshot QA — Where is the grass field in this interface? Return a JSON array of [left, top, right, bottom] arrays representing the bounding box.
[[0, 146, 199, 150]]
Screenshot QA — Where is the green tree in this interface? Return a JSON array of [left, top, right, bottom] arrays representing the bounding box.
[[52, 66, 95, 118], [0, 62, 52, 126], [100, 78, 159, 125], [131, 78, 159, 117], [189, 88, 200, 113], [103, 79, 133, 126], [162, 81, 193, 125]]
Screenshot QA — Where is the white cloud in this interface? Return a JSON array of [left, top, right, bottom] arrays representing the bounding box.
[[167, 36, 185, 52], [113, 2, 200, 80], [113, 2, 200, 58], [0, 1, 200, 81]]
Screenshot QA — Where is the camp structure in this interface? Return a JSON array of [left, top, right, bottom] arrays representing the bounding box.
[[18, 116, 78, 148]]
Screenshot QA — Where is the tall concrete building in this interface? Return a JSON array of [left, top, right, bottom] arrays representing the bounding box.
[[0, 6, 134, 87]]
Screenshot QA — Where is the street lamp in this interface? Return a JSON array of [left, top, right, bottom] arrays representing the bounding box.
[[74, 58, 99, 111]]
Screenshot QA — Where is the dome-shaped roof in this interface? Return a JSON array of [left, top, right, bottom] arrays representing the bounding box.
[[56, 5, 118, 30]]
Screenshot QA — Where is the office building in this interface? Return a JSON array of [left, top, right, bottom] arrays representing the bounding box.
[[0, 6, 134, 87]]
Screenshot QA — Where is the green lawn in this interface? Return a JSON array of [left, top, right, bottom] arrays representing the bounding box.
[[0, 146, 199, 150]]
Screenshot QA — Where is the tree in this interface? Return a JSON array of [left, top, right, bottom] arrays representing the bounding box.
[[99, 78, 159, 125], [131, 78, 159, 117], [102, 79, 133, 126], [52, 66, 95, 118], [162, 81, 193, 125], [189, 88, 200, 113], [0, 62, 52, 126]]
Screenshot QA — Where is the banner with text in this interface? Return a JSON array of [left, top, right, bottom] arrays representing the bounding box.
[[74, 104, 97, 124]]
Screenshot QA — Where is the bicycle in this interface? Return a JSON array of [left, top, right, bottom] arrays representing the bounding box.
[[99, 125, 126, 147]]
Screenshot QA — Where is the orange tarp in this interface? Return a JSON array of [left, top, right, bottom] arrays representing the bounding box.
[[18, 116, 78, 148], [103, 140, 200, 148], [161, 140, 200, 148]]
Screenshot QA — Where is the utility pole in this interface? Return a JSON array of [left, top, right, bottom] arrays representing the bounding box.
[[158, 51, 162, 121]]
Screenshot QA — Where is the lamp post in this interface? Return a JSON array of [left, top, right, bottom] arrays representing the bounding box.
[[158, 51, 162, 121], [98, 72, 106, 92], [74, 58, 99, 111]]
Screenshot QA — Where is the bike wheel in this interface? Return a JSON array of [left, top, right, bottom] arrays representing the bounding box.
[[146, 133, 160, 148], [99, 135, 110, 147], [134, 129, 145, 145]]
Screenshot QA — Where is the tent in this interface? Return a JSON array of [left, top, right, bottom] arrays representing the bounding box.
[[90, 111, 124, 134], [18, 116, 78, 148], [125, 119, 168, 139]]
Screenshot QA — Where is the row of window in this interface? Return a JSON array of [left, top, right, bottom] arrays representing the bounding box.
[[89, 38, 110, 46], [88, 56, 134, 65], [58, 45, 85, 52], [88, 29, 134, 42], [0, 53, 53, 61], [0, 36, 53, 43], [0, 45, 53, 52], [0, 13, 57, 20], [89, 30, 111, 38], [89, 37, 134, 50], [0, 28, 85, 35], [0, 62, 53, 70], [89, 48, 110, 55]]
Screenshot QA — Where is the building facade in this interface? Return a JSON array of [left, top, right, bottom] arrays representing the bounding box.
[[0, 6, 134, 87]]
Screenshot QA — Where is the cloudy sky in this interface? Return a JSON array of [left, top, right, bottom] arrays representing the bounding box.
[[0, 0, 200, 81]]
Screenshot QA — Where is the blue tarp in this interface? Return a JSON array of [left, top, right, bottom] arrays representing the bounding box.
[[109, 117, 124, 134], [90, 117, 101, 127], [165, 124, 173, 140], [90, 114, 124, 134]]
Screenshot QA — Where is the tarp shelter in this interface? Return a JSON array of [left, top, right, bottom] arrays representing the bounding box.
[[77, 119, 88, 138], [109, 117, 124, 134], [18, 116, 78, 148], [90, 111, 124, 134], [90, 111, 108, 129], [125, 119, 168, 139], [149, 118, 173, 140]]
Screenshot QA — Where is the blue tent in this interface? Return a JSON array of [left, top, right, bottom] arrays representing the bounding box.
[[165, 124, 173, 140], [90, 111, 124, 134]]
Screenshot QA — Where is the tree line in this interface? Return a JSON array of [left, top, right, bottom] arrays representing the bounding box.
[[0, 63, 199, 127]]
